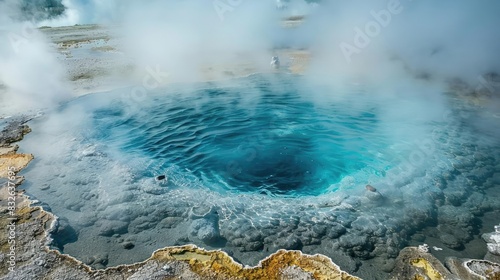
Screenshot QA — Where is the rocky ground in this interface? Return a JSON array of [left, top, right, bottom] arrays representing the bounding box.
[[1, 23, 500, 279]]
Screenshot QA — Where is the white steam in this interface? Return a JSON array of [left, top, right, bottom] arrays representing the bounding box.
[[301, 0, 500, 86], [1, 0, 499, 119], [0, 1, 68, 116]]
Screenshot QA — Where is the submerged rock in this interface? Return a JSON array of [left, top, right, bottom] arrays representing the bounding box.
[[439, 233, 463, 250], [365, 185, 377, 192], [189, 216, 222, 245], [122, 241, 135, 250], [97, 220, 129, 236], [272, 235, 302, 250], [197, 221, 220, 244]]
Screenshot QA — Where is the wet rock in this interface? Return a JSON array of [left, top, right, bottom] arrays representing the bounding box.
[[326, 223, 346, 239], [80, 191, 98, 200], [190, 217, 221, 244], [104, 206, 138, 222], [108, 192, 135, 205], [230, 237, 245, 247], [158, 217, 183, 229], [269, 219, 280, 227], [51, 218, 78, 249], [64, 199, 84, 211], [174, 236, 190, 246], [343, 197, 361, 208], [440, 233, 463, 250], [379, 257, 396, 273], [443, 187, 468, 206], [469, 166, 494, 182], [189, 205, 216, 219], [197, 224, 220, 244], [156, 175, 166, 181], [352, 216, 386, 237], [275, 235, 302, 250], [485, 252, 500, 264], [288, 215, 301, 226], [439, 223, 473, 240], [75, 213, 98, 227], [129, 216, 158, 234], [93, 253, 109, 266], [299, 231, 322, 246], [122, 241, 135, 250], [153, 206, 187, 219], [438, 205, 474, 227], [243, 231, 263, 243], [312, 224, 327, 238], [335, 211, 356, 228], [411, 233, 426, 243], [143, 185, 167, 195], [463, 192, 486, 215], [339, 234, 370, 252], [365, 184, 377, 192], [98, 220, 129, 236], [82, 256, 95, 265], [386, 246, 400, 259], [242, 241, 264, 252]]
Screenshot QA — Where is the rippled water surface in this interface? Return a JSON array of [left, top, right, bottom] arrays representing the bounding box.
[[91, 76, 392, 196]]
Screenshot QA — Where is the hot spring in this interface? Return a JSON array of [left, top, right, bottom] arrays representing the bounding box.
[[19, 74, 500, 272], [91, 76, 393, 197]]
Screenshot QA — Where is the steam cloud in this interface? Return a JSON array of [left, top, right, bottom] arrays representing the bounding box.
[[0, 0, 68, 115], [1, 0, 499, 116]]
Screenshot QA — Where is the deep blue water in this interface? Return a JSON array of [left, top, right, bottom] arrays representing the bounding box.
[[88, 75, 392, 196]]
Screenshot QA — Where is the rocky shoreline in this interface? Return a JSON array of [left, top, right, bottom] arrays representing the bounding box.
[[0, 121, 362, 279]]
